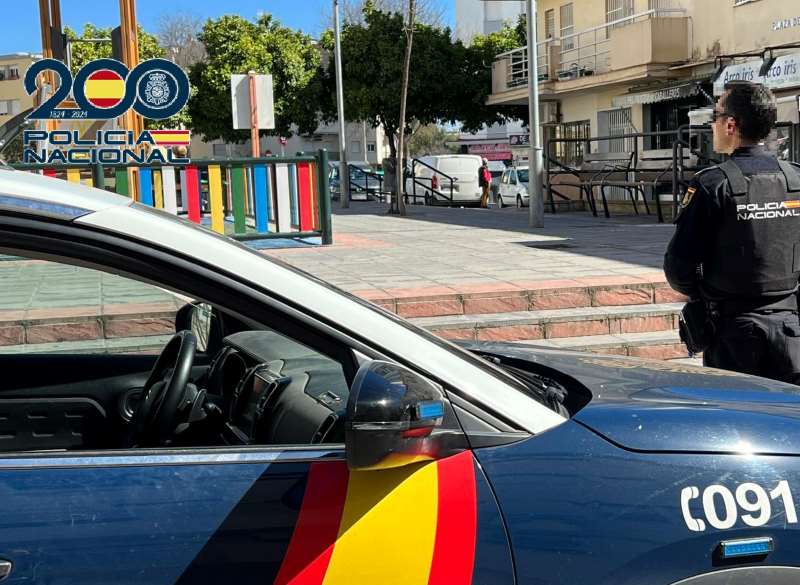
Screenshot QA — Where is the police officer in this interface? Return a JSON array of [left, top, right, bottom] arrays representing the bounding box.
[[665, 81, 800, 383]]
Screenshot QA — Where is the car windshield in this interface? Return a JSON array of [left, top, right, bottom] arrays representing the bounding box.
[[517, 169, 529, 183]]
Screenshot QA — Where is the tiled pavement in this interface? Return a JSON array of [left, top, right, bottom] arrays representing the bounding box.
[[264, 202, 675, 295], [0, 203, 676, 312]]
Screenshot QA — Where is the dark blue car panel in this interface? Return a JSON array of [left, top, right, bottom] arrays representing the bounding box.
[[477, 420, 800, 585], [0, 460, 270, 584]]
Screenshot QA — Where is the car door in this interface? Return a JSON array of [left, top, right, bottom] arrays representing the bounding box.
[[0, 283, 513, 585], [498, 170, 509, 202], [0, 395, 514, 585]]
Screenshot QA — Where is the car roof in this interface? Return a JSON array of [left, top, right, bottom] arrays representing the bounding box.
[[0, 167, 131, 218]]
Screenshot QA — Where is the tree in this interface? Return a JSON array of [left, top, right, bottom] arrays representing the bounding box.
[[187, 14, 321, 143], [64, 24, 164, 73], [394, 0, 415, 215], [408, 124, 457, 156], [156, 12, 206, 70], [457, 19, 528, 132], [328, 0, 445, 27], [319, 6, 523, 159]]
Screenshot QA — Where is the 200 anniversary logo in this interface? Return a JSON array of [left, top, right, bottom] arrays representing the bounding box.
[[22, 57, 191, 165]]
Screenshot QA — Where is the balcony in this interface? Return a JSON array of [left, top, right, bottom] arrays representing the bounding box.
[[490, 8, 689, 103]]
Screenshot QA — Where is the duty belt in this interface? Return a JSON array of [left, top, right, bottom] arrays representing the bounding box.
[[709, 293, 798, 317]]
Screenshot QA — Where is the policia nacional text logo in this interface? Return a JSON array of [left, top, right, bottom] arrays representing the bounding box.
[[737, 200, 800, 221], [22, 58, 190, 165]]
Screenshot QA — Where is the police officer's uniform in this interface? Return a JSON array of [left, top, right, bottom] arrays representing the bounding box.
[[664, 146, 800, 383]]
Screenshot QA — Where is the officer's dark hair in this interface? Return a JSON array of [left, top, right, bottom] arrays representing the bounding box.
[[722, 81, 777, 142]]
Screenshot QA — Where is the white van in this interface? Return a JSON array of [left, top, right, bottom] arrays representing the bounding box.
[[405, 155, 483, 206]]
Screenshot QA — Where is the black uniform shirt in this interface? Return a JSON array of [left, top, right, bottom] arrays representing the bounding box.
[[664, 146, 787, 299]]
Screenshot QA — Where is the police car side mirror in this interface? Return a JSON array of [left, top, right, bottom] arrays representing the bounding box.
[[345, 360, 466, 471]]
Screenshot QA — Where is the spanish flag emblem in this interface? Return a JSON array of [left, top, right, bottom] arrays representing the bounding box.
[[149, 130, 191, 146], [84, 69, 126, 109], [274, 451, 478, 585]]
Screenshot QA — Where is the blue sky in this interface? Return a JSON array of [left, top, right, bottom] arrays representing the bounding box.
[[1, 0, 455, 54]]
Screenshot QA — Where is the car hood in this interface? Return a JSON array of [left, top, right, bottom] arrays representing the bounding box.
[[466, 342, 800, 456]]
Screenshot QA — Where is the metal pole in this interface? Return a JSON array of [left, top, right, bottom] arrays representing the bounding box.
[[317, 148, 334, 245], [248, 71, 259, 158], [527, 0, 544, 227], [333, 0, 350, 209]]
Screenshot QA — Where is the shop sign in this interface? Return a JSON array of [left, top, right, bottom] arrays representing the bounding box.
[[773, 16, 800, 32], [612, 83, 700, 108], [713, 53, 800, 95], [509, 134, 530, 147], [467, 143, 511, 160]]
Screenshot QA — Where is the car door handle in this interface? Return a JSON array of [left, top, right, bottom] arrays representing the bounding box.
[[0, 560, 12, 581]]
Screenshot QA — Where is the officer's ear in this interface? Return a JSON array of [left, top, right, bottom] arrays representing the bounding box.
[[726, 116, 738, 137]]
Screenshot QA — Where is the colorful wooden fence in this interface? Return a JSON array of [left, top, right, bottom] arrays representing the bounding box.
[[12, 151, 333, 245]]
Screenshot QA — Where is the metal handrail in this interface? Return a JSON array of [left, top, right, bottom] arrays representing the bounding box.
[[409, 157, 455, 204], [497, 40, 552, 88], [494, 6, 687, 88], [347, 164, 386, 199], [558, 8, 686, 75]]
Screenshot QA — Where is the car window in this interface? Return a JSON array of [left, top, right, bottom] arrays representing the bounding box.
[[517, 169, 529, 183], [0, 251, 351, 451], [501, 171, 508, 184], [511, 171, 517, 184], [0, 255, 187, 355]]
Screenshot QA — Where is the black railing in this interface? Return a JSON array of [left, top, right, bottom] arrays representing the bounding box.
[[408, 158, 455, 205]]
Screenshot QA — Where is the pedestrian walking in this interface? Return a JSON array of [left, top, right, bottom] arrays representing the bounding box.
[[665, 81, 800, 383], [479, 158, 491, 208]]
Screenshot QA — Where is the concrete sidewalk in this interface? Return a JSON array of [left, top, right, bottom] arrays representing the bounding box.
[[265, 202, 674, 294]]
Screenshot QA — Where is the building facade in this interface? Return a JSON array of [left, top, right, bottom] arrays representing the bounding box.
[[0, 53, 40, 120], [455, 0, 527, 45], [488, 0, 800, 164], [455, 1, 528, 162]]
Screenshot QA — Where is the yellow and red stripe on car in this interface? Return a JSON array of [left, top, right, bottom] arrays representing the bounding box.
[[274, 451, 478, 585]]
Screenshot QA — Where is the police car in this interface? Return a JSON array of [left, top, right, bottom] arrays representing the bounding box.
[[0, 168, 798, 585]]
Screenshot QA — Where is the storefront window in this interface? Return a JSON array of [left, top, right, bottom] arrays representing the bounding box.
[[548, 120, 591, 167]]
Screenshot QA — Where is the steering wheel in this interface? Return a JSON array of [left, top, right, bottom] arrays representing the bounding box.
[[131, 331, 197, 447]]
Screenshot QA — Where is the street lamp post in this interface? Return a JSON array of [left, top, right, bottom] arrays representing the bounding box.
[[526, 0, 544, 227], [333, 0, 351, 209]]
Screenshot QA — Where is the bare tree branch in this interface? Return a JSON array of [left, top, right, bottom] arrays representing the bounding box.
[[156, 11, 206, 70], [320, 0, 445, 30]]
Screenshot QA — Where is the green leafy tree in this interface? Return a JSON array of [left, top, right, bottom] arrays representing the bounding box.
[[187, 14, 321, 143], [407, 124, 457, 156], [64, 24, 165, 72], [319, 7, 525, 157]]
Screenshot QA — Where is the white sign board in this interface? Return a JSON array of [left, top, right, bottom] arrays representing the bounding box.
[[231, 74, 275, 130], [714, 53, 800, 96]]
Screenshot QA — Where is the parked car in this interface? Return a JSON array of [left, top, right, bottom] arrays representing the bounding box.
[[497, 165, 530, 208], [329, 162, 382, 201], [405, 154, 483, 206], [1, 169, 800, 583]]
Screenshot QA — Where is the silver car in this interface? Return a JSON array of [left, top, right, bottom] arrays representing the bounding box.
[[497, 166, 530, 208]]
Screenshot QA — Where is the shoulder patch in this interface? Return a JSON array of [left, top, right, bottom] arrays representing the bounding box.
[[681, 187, 696, 208]]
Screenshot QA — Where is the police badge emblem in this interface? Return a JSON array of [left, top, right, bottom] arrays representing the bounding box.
[[144, 72, 170, 107]]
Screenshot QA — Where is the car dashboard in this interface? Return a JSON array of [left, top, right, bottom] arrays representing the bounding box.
[[203, 330, 350, 446]]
